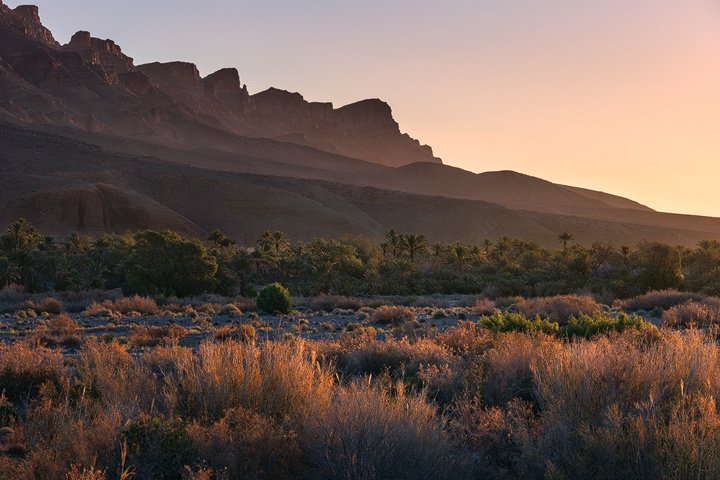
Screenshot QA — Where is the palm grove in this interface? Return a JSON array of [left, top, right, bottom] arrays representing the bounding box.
[[1, 219, 718, 299]]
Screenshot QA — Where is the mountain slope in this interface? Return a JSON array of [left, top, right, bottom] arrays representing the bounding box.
[[2, 122, 720, 248]]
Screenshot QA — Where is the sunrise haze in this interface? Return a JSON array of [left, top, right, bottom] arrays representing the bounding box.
[[5, 0, 720, 216]]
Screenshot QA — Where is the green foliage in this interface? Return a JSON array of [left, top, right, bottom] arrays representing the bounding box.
[[256, 282, 292, 314], [480, 311, 648, 339], [124, 230, 217, 297], [561, 311, 648, 338], [480, 312, 559, 335], [5, 220, 720, 301], [635, 241, 684, 291]]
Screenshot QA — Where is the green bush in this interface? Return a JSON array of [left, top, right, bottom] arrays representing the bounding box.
[[256, 283, 292, 314], [480, 312, 559, 335], [561, 311, 648, 338], [480, 311, 648, 339]]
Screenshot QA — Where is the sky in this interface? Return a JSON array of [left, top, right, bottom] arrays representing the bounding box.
[[6, 0, 720, 216]]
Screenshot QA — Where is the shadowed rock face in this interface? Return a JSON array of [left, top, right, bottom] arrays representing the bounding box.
[[247, 88, 441, 165], [0, 4, 441, 167], [138, 61, 202, 96]]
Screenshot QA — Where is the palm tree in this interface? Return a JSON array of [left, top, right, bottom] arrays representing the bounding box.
[[470, 245, 487, 263], [446, 243, 469, 271], [558, 232, 574, 255], [400, 233, 428, 263], [385, 230, 401, 258], [208, 229, 235, 248], [258, 230, 289, 256]]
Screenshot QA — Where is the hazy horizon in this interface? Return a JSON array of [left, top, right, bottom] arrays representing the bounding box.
[[7, 0, 720, 217]]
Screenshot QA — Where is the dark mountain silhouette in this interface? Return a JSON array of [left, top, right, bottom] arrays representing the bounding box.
[[1, 2, 718, 247]]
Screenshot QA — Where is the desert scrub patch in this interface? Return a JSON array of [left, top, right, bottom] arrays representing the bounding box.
[[662, 300, 720, 329], [129, 324, 187, 348], [113, 295, 159, 316], [213, 323, 256, 343], [310, 295, 362, 312], [0, 341, 65, 402], [622, 290, 706, 312], [217, 303, 242, 317], [516, 294, 602, 325], [372, 305, 415, 325], [36, 297, 63, 315]]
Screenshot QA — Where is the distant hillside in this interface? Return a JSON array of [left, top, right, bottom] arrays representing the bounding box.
[[3, 123, 720, 247]]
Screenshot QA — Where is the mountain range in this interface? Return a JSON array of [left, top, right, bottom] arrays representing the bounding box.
[[1, 2, 718, 247]]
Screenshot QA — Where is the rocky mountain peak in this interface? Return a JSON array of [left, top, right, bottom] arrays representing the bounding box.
[[0, 3, 57, 47], [337, 99, 398, 134], [13, 5, 39, 22], [63, 30, 135, 73], [138, 61, 202, 96], [203, 67, 246, 96]]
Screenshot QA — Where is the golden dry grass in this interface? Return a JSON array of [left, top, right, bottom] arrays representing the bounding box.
[[3, 324, 720, 479]]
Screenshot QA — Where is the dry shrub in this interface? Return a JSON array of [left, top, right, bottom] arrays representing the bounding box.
[[187, 407, 301, 480], [142, 345, 193, 377], [474, 298, 498, 316], [22, 400, 123, 479], [129, 324, 187, 348], [662, 300, 720, 328], [494, 296, 523, 310], [113, 296, 158, 315], [310, 295, 361, 312], [623, 289, 705, 312], [372, 305, 415, 325], [166, 340, 334, 422], [479, 333, 561, 407], [182, 466, 220, 480], [75, 339, 157, 416], [436, 321, 493, 356], [517, 294, 601, 324], [0, 341, 65, 402], [450, 397, 542, 479], [35, 314, 82, 349], [195, 303, 219, 315], [418, 363, 463, 405], [217, 304, 242, 317], [306, 381, 460, 480], [552, 395, 720, 479], [0, 455, 26, 479], [81, 301, 114, 317], [446, 329, 720, 478], [49, 314, 80, 337], [66, 465, 106, 480], [532, 330, 720, 463], [37, 297, 62, 315], [323, 332, 454, 378], [214, 323, 255, 343]]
